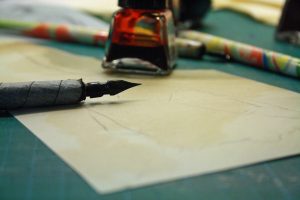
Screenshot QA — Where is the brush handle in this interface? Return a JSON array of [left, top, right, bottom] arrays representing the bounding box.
[[0, 80, 84, 110]]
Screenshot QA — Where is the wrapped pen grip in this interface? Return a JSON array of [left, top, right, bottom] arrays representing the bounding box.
[[0, 80, 84, 110]]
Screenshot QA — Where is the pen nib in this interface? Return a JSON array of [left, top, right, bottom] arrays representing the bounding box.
[[85, 80, 141, 98], [106, 80, 141, 95]]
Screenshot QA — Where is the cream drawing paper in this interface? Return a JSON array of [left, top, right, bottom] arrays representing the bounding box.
[[0, 41, 299, 193], [213, 0, 284, 26]]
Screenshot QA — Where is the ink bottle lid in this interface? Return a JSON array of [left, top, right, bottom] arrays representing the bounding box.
[[119, 0, 167, 9], [102, 0, 177, 75], [169, 0, 211, 29]]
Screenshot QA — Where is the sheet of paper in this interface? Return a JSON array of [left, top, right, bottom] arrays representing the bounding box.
[[0, 41, 300, 193], [0, 2, 109, 29], [0, 0, 119, 15], [213, 0, 285, 26]]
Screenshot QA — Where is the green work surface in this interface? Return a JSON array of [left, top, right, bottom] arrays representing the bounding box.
[[1, 10, 300, 200]]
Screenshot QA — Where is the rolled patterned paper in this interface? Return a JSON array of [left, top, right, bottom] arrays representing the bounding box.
[[179, 30, 300, 79], [0, 19, 107, 47], [0, 19, 205, 59], [25, 24, 108, 46]]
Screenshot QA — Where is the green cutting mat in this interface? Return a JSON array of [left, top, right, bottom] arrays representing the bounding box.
[[1, 10, 300, 200]]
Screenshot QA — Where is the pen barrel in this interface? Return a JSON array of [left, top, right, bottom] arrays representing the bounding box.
[[0, 80, 84, 110]]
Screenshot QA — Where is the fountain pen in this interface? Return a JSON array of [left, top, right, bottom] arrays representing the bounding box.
[[0, 79, 140, 110]]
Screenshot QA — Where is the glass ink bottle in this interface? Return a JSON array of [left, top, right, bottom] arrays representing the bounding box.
[[102, 0, 177, 75]]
